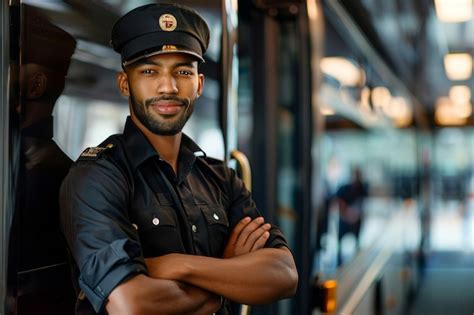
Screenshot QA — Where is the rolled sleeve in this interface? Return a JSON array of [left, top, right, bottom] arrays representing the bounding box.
[[60, 159, 146, 313], [78, 239, 147, 312], [266, 226, 289, 249]]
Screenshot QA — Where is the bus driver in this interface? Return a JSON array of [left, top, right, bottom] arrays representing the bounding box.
[[60, 3, 298, 314]]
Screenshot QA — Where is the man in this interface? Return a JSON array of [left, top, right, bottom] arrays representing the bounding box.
[[60, 3, 298, 314]]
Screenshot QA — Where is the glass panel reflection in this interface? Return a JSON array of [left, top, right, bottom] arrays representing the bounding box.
[[13, 4, 77, 314]]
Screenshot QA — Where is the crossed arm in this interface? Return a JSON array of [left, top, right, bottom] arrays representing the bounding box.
[[106, 217, 298, 314]]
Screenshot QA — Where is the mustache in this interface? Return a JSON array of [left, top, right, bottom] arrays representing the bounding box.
[[145, 96, 189, 107]]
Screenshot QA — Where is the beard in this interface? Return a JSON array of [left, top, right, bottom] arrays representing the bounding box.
[[130, 89, 195, 136]]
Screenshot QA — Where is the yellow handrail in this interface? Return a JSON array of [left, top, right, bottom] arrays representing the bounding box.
[[230, 150, 252, 315]]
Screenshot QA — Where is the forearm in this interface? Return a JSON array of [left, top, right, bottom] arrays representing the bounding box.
[[106, 274, 220, 315], [146, 247, 298, 305]]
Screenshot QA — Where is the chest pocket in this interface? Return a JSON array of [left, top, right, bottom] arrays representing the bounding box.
[[200, 206, 229, 256], [134, 206, 185, 257]]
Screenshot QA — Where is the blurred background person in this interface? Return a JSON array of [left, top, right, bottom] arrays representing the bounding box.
[[335, 166, 368, 265]]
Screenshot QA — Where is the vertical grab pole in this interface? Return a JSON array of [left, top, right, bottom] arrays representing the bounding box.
[[221, 0, 239, 162], [220, 1, 248, 313], [231, 150, 252, 315]]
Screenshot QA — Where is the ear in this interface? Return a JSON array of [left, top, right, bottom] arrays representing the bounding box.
[[26, 72, 47, 99], [117, 71, 130, 97], [197, 73, 205, 98]]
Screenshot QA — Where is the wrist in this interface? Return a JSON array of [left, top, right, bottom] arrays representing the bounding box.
[[173, 254, 192, 280]]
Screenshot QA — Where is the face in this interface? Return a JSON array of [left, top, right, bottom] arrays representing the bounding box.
[[118, 53, 204, 136]]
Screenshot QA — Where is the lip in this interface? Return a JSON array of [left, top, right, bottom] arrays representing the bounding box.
[[150, 101, 183, 115]]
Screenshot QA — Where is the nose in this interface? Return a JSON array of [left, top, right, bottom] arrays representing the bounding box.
[[157, 73, 178, 94]]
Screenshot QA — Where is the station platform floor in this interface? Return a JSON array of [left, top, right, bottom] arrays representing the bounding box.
[[408, 199, 474, 315], [408, 251, 474, 315]]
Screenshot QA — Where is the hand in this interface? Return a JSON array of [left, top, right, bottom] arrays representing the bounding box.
[[222, 216, 271, 259]]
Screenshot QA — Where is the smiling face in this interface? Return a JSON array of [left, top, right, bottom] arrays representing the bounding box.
[[117, 53, 204, 136]]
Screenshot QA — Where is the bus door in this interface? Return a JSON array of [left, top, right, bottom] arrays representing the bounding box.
[[237, 1, 322, 314]]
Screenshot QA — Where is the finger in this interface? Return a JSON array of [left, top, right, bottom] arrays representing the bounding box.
[[235, 217, 264, 247], [243, 223, 271, 249], [236, 217, 265, 247], [251, 231, 270, 251], [228, 216, 251, 245]]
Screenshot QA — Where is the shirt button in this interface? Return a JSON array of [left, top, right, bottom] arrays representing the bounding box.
[[213, 213, 219, 220], [192, 224, 197, 232], [152, 217, 160, 226]]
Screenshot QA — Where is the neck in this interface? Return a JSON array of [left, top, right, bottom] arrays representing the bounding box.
[[131, 115, 181, 173]]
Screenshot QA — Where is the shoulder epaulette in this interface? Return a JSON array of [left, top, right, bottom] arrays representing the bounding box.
[[78, 143, 114, 161]]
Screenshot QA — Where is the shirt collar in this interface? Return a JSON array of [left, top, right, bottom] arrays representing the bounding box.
[[122, 116, 206, 170], [177, 134, 206, 182], [123, 117, 158, 169]]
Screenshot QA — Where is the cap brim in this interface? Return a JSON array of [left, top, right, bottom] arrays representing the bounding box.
[[123, 49, 204, 66], [120, 31, 205, 66]]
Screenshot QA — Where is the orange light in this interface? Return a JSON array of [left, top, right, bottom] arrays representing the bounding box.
[[322, 280, 337, 313], [449, 85, 471, 104], [435, 97, 470, 125]]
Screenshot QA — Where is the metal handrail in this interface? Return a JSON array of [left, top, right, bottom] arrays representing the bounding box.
[[230, 150, 252, 191], [230, 150, 252, 315]]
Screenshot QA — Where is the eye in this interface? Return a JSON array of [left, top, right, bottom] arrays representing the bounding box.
[[141, 69, 156, 75], [177, 69, 193, 76]]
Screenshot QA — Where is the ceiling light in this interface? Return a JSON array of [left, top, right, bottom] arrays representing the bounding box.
[[454, 102, 472, 118], [371, 86, 391, 109], [384, 97, 413, 127], [434, 0, 473, 23], [320, 57, 366, 86], [449, 85, 471, 104], [359, 87, 371, 111], [384, 97, 408, 118], [443, 53, 473, 80], [435, 97, 469, 125], [320, 104, 335, 116]]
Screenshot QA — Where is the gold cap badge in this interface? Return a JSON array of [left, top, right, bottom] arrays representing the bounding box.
[[159, 14, 177, 32], [162, 45, 178, 52]]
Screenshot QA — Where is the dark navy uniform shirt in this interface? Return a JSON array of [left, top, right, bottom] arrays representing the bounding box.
[[59, 117, 288, 314]]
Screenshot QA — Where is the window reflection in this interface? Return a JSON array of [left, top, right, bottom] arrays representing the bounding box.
[[12, 4, 76, 314], [53, 96, 128, 159]]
